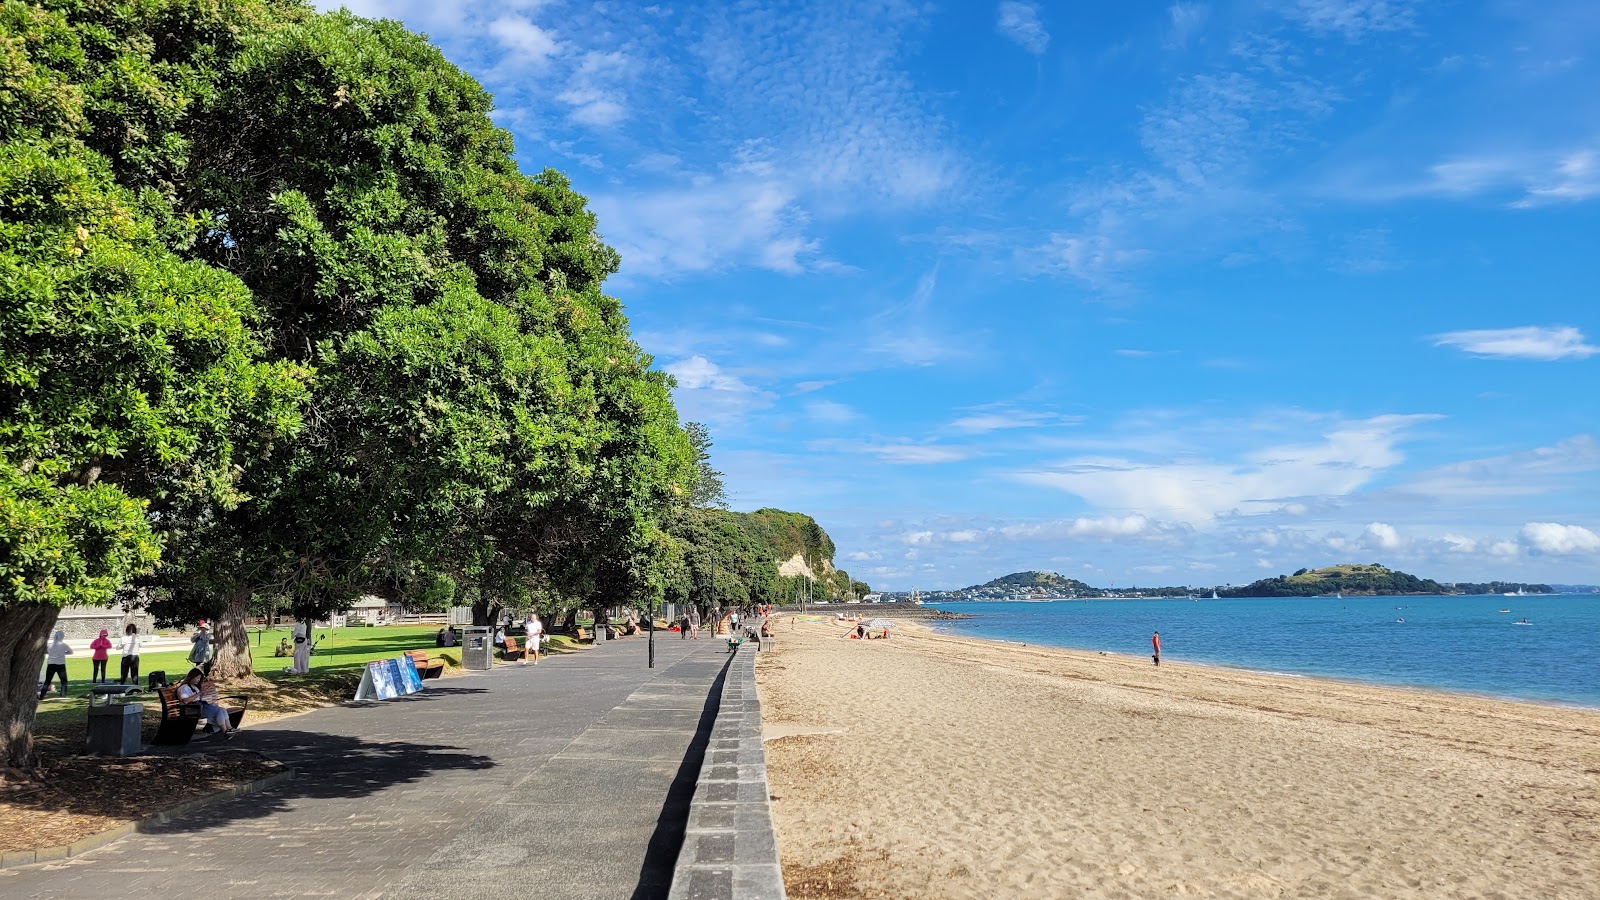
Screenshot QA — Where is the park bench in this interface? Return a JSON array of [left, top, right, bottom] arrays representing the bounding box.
[[573, 626, 590, 643], [152, 686, 249, 746], [499, 636, 525, 661], [405, 649, 446, 679]]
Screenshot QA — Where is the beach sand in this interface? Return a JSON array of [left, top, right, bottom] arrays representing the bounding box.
[[758, 617, 1600, 899]]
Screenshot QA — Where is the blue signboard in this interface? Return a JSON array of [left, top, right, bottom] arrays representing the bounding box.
[[355, 655, 427, 701]]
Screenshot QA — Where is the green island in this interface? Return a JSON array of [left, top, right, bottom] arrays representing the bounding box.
[[902, 565, 1552, 601]]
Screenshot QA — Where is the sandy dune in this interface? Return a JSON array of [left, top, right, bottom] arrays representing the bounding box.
[[757, 617, 1600, 899]]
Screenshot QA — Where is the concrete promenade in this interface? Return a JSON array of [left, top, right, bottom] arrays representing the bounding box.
[[1, 634, 733, 899]]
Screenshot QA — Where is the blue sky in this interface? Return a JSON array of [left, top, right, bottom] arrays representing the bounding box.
[[327, 0, 1600, 590]]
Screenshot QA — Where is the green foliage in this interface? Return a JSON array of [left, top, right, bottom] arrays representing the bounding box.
[[1221, 563, 1447, 597], [737, 508, 835, 566], [976, 571, 1096, 594], [0, 139, 306, 610], [684, 421, 727, 508]]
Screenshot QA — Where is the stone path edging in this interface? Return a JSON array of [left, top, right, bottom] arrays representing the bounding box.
[[0, 766, 295, 870], [668, 643, 787, 900]]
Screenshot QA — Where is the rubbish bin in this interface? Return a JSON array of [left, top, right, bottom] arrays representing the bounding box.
[[87, 702, 144, 756], [461, 626, 493, 670]]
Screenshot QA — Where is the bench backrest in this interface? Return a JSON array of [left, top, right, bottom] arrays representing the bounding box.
[[504, 636, 521, 651], [156, 686, 189, 718], [406, 649, 434, 668]]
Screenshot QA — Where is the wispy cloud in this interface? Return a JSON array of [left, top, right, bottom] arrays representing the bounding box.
[[804, 400, 861, 425], [1014, 413, 1440, 526], [1167, 3, 1210, 47], [1276, 0, 1417, 40], [1432, 326, 1598, 361], [997, 2, 1050, 54], [948, 405, 1081, 434]]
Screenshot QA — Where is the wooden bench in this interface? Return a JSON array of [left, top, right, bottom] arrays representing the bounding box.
[[573, 626, 590, 643], [405, 649, 445, 679], [152, 686, 248, 746], [499, 636, 525, 661]]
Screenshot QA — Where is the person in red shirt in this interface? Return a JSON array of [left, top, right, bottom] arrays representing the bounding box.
[[1152, 631, 1161, 667], [90, 629, 113, 683]]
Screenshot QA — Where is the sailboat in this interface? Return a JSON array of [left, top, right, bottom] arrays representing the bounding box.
[[1209, 589, 1219, 600], [1335, 590, 1343, 600]]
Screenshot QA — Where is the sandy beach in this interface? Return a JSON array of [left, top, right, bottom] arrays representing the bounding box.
[[757, 617, 1600, 899]]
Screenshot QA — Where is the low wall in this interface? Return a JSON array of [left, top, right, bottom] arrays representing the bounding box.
[[668, 644, 786, 900]]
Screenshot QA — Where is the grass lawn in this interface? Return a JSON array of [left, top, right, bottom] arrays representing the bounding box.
[[29, 625, 587, 753]]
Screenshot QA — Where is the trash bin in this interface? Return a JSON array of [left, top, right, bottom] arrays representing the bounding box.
[[461, 626, 493, 670], [87, 702, 144, 756]]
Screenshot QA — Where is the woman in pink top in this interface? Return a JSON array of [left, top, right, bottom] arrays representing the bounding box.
[[90, 629, 113, 683]]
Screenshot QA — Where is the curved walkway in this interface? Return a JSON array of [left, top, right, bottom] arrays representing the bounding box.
[[2, 635, 732, 900]]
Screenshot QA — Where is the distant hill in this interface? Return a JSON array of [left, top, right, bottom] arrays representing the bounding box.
[[968, 571, 1095, 594], [1220, 563, 1551, 597]]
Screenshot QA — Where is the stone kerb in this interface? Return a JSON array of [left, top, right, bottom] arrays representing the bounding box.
[[668, 644, 786, 900]]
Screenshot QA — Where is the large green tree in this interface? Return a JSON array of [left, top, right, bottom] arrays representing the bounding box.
[[0, 139, 305, 766]]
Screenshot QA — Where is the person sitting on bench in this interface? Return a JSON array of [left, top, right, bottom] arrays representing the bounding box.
[[176, 668, 237, 739], [274, 637, 292, 657]]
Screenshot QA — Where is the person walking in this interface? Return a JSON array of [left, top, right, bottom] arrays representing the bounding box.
[[119, 624, 142, 685], [524, 612, 543, 666], [1152, 631, 1161, 667], [188, 623, 213, 672], [89, 629, 113, 683], [39, 629, 73, 699], [688, 606, 700, 640]]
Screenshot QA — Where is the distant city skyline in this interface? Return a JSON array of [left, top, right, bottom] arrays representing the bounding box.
[[328, 1, 1600, 588]]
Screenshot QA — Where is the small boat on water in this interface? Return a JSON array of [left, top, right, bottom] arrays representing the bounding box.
[[1209, 590, 1219, 600], [1498, 608, 1511, 613]]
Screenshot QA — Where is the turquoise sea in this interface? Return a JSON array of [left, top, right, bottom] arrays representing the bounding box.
[[928, 594, 1600, 708]]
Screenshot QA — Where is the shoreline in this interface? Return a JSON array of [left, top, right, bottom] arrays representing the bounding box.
[[759, 616, 1600, 899], [923, 620, 1600, 713]]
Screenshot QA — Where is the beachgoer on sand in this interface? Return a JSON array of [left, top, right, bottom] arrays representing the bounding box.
[[1152, 631, 1161, 666]]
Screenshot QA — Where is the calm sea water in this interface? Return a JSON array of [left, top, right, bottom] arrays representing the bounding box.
[[928, 594, 1600, 707]]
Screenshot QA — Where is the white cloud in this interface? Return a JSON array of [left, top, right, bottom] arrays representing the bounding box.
[[1432, 326, 1598, 361], [1364, 521, 1401, 549], [593, 176, 818, 278], [1442, 533, 1478, 553], [804, 400, 860, 425], [1016, 413, 1439, 526], [996, 2, 1049, 54], [1488, 540, 1521, 558], [1520, 522, 1600, 555], [488, 15, 561, 66], [946, 530, 980, 543], [902, 530, 935, 546], [949, 406, 1080, 434], [663, 355, 776, 424], [1068, 515, 1151, 538], [873, 444, 973, 465], [846, 550, 882, 561]]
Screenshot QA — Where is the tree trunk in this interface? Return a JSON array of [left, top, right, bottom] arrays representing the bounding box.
[[0, 604, 62, 771], [210, 587, 254, 680], [470, 598, 504, 627]]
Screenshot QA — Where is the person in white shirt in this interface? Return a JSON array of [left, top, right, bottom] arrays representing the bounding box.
[[524, 614, 544, 666], [119, 624, 142, 685], [39, 629, 73, 699]]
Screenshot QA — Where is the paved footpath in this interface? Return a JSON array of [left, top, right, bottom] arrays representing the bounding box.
[[2, 635, 733, 899]]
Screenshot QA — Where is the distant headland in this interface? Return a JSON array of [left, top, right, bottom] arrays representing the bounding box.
[[879, 564, 1575, 602]]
